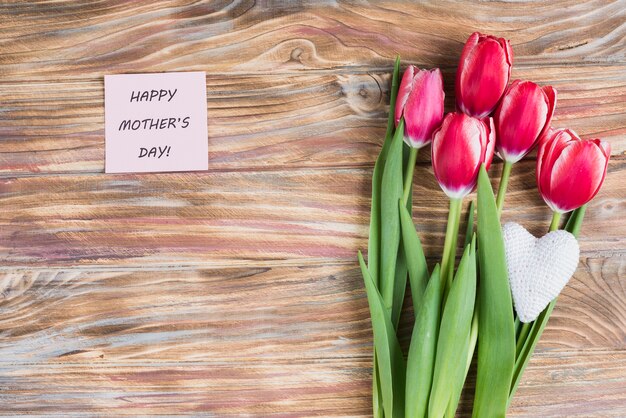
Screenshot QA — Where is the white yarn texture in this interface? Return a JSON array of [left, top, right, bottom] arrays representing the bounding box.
[[502, 222, 580, 323]]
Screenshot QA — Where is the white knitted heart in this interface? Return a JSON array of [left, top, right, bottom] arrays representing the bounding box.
[[502, 222, 579, 323]]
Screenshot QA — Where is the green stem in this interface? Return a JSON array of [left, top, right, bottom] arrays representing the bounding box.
[[402, 147, 418, 205], [549, 211, 562, 232], [515, 322, 531, 357], [495, 161, 513, 217], [440, 198, 463, 293]]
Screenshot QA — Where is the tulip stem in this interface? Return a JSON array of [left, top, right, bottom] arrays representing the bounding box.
[[402, 147, 419, 205], [496, 160, 513, 217], [441, 198, 463, 293], [549, 211, 562, 232], [516, 322, 531, 357]]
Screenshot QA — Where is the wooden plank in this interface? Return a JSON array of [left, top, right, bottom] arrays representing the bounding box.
[[473, 350, 626, 417], [0, 257, 622, 366], [1, 66, 624, 175], [1, 0, 624, 82], [539, 255, 626, 350], [0, 161, 623, 267], [0, 264, 371, 363], [0, 359, 372, 416], [0, 351, 624, 416], [1, 2, 624, 415]]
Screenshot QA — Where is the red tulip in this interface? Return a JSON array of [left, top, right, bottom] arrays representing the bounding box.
[[537, 129, 610, 213], [395, 65, 445, 148], [432, 112, 495, 199], [494, 80, 556, 163], [456, 32, 513, 118]]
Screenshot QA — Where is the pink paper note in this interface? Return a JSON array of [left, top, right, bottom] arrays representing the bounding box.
[[104, 72, 208, 173]]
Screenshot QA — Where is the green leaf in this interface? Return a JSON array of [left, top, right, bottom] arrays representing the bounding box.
[[448, 255, 480, 417], [368, 56, 401, 287], [399, 200, 429, 314], [565, 205, 586, 236], [464, 200, 475, 248], [390, 142, 417, 328], [446, 328, 471, 416], [392, 236, 408, 329], [405, 265, 442, 418], [473, 165, 515, 418], [386, 56, 402, 138], [508, 205, 586, 403], [380, 119, 405, 311], [373, 357, 384, 418], [359, 251, 406, 418], [429, 239, 477, 418]]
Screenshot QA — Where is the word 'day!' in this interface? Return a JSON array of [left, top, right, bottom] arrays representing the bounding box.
[[104, 71, 208, 173]]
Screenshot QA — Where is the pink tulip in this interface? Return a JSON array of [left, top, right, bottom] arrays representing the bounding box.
[[456, 32, 513, 118], [495, 80, 556, 163], [432, 112, 496, 199], [395, 65, 445, 148], [537, 129, 610, 213]]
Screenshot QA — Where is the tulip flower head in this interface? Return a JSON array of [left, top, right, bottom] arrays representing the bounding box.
[[456, 32, 513, 118], [495, 80, 556, 163], [537, 129, 610, 213], [395, 65, 445, 148], [431, 112, 496, 199]]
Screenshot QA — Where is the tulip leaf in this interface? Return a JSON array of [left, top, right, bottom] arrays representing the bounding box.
[[391, 142, 417, 328], [429, 239, 476, 418], [564, 205, 586, 237], [446, 327, 471, 416], [368, 56, 401, 288], [380, 119, 405, 312], [392, 142, 417, 325], [473, 165, 515, 418], [464, 200, 475, 248], [405, 265, 441, 418], [373, 357, 384, 418], [508, 205, 586, 403], [385, 56, 402, 139], [392, 239, 408, 329], [399, 200, 429, 314], [359, 251, 406, 418]]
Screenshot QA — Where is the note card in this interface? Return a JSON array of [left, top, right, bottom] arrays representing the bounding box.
[[104, 71, 208, 173]]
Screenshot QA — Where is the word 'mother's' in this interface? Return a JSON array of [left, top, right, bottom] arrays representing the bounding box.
[[119, 117, 190, 131]]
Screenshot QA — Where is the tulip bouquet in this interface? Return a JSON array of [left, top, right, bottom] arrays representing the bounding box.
[[358, 32, 610, 418]]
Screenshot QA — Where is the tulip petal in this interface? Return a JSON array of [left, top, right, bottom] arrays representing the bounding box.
[[404, 69, 445, 148], [537, 129, 571, 207], [495, 81, 550, 162], [395, 65, 415, 126], [432, 113, 486, 198], [482, 117, 496, 170], [457, 36, 511, 118], [548, 140, 609, 212], [540, 86, 557, 138]]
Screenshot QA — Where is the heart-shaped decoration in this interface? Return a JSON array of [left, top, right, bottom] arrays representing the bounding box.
[[502, 222, 580, 323]]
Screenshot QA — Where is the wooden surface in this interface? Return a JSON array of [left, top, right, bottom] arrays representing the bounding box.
[[0, 1, 624, 416]]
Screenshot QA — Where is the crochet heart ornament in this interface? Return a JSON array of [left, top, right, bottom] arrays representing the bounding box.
[[502, 222, 580, 323]]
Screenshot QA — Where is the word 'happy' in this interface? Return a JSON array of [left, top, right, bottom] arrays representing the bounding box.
[[130, 89, 177, 102]]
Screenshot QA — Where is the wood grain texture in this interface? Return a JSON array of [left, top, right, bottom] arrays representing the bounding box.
[[1, 1, 625, 416], [1, 0, 625, 81], [0, 257, 623, 366], [0, 161, 623, 267], [1, 65, 624, 175], [1, 352, 625, 416]]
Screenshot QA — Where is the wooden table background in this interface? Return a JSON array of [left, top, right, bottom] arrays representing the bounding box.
[[1, 1, 625, 416]]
